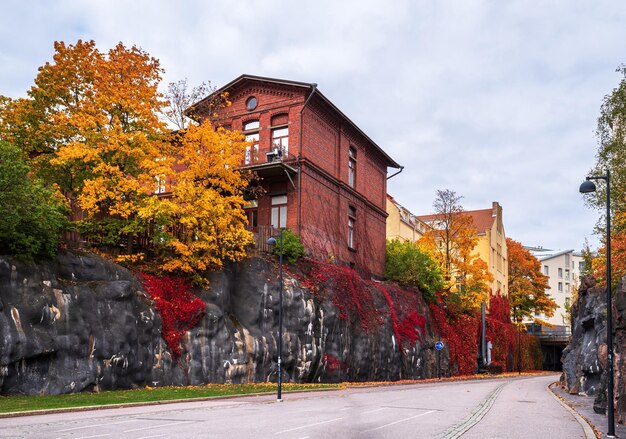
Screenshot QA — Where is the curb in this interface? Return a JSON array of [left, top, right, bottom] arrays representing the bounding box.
[[0, 373, 555, 419], [548, 383, 598, 439]]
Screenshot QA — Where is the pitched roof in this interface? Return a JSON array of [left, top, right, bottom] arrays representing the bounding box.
[[465, 208, 495, 234], [416, 208, 495, 235], [188, 74, 401, 169]]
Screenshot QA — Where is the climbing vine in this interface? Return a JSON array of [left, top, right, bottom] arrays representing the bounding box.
[[139, 273, 206, 360], [299, 259, 427, 350]]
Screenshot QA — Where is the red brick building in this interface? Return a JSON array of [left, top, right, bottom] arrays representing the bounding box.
[[189, 75, 401, 277]]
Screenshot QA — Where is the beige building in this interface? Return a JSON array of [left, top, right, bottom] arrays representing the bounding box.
[[465, 202, 509, 297], [386, 195, 430, 242], [418, 202, 508, 297], [526, 247, 583, 331]]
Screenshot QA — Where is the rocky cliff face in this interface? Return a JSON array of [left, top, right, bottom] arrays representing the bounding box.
[[561, 275, 626, 423], [0, 252, 440, 395]]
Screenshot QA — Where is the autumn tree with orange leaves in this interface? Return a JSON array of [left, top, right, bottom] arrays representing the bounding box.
[[0, 40, 170, 249], [506, 238, 556, 323], [419, 190, 493, 313], [591, 213, 626, 289], [0, 40, 252, 281]]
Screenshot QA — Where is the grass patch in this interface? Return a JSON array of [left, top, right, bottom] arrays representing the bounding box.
[[0, 383, 338, 414]]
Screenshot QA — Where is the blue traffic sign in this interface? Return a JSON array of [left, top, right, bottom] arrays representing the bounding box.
[[435, 341, 444, 351]]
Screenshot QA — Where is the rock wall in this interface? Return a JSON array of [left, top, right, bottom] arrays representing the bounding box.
[[0, 252, 441, 395], [561, 275, 626, 423]]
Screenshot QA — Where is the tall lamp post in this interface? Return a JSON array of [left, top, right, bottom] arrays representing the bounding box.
[[267, 229, 284, 402], [580, 170, 614, 438]]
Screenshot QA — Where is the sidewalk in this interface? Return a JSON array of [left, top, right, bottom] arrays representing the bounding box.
[[551, 383, 626, 438]]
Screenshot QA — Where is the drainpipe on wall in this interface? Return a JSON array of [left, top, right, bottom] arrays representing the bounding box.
[[297, 83, 317, 237], [386, 165, 404, 180]]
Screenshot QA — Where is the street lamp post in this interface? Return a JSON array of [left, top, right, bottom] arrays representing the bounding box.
[[267, 229, 284, 402], [580, 170, 614, 438]]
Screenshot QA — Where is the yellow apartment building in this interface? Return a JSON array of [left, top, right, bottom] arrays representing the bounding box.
[[386, 195, 430, 242], [464, 202, 508, 297], [417, 202, 508, 297]]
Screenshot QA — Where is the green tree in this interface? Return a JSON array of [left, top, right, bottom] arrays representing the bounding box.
[[590, 65, 626, 214], [385, 238, 443, 301], [0, 142, 67, 258]]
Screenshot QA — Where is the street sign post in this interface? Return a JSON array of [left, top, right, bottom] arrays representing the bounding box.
[[435, 341, 444, 379]]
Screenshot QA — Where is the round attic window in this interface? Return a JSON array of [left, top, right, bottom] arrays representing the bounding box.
[[246, 96, 258, 111]]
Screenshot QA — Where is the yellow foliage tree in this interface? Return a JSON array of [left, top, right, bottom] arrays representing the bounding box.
[[139, 122, 254, 280], [418, 189, 493, 313]]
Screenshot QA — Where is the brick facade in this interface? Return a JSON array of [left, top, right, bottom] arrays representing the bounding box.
[[190, 75, 400, 277]]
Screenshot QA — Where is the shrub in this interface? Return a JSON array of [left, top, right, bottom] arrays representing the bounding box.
[[272, 228, 305, 264], [385, 239, 443, 301], [0, 142, 67, 258]]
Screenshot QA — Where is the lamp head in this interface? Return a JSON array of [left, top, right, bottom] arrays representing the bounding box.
[[267, 236, 277, 246], [579, 179, 597, 194]]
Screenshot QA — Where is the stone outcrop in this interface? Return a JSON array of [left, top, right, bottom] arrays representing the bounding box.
[[0, 251, 441, 395], [562, 274, 626, 423]]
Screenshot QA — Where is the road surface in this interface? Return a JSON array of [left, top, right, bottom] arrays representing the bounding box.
[[0, 374, 592, 438]]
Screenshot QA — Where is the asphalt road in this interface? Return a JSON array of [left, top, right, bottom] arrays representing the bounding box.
[[0, 374, 592, 439]]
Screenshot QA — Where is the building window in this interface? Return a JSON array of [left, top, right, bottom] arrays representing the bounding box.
[[272, 126, 289, 157], [271, 195, 287, 229], [348, 206, 356, 249], [558, 282, 563, 292], [348, 147, 357, 188], [246, 96, 257, 111], [543, 265, 549, 276], [154, 176, 167, 194], [558, 267, 563, 278], [579, 261, 585, 272], [565, 297, 571, 308], [243, 120, 260, 165], [244, 200, 258, 230], [565, 269, 570, 281]]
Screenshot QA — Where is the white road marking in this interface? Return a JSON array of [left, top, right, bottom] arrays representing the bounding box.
[[74, 434, 112, 439], [362, 407, 386, 415], [56, 419, 136, 432], [340, 407, 351, 411], [277, 417, 344, 434], [136, 435, 169, 439], [123, 421, 192, 433], [362, 409, 436, 432]]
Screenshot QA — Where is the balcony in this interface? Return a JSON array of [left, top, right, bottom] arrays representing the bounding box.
[[242, 146, 297, 179]]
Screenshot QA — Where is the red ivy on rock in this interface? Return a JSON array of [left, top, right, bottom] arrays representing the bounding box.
[[486, 293, 542, 371], [323, 353, 346, 373], [301, 260, 384, 332], [297, 259, 427, 351], [139, 273, 206, 361]]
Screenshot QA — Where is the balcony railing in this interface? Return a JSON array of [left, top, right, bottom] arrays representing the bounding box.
[[247, 224, 279, 255]]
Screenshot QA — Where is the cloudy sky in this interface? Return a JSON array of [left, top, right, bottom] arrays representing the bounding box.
[[2, 0, 624, 251]]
